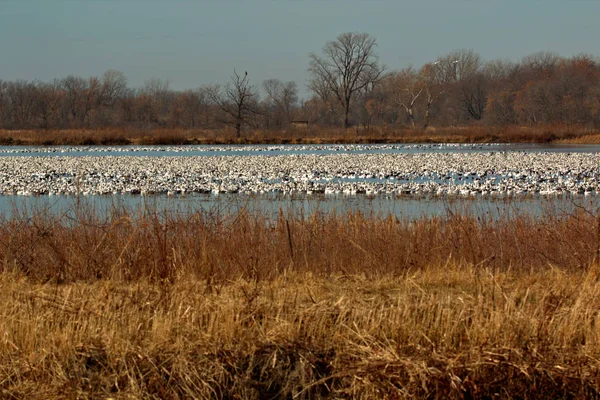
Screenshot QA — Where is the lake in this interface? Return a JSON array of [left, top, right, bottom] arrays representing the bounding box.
[[1, 143, 599, 219]]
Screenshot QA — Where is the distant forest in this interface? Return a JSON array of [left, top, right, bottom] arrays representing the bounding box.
[[1, 33, 599, 133]]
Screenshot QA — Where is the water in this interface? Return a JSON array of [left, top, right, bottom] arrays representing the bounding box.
[[1, 143, 599, 220], [4, 192, 599, 222]]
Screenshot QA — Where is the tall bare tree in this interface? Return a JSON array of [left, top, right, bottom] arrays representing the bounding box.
[[82, 76, 101, 126], [7, 81, 39, 128], [36, 80, 64, 130], [521, 51, 561, 75], [207, 70, 258, 138], [309, 32, 385, 128], [390, 67, 423, 128], [62, 75, 87, 125], [459, 72, 488, 120], [100, 70, 127, 107], [262, 79, 298, 128], [174, 87, 210, 129], [0, 81, 7, 127], [139, 78, 170, 127], [419, 63, 446, 129], [436, 49, 482, 83]]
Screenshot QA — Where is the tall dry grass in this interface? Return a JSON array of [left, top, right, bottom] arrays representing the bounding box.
[[2, 204, 600, 398], [3, 265, 600, 398], [2, 202, 600, 284], [1, 124, 599, 146]]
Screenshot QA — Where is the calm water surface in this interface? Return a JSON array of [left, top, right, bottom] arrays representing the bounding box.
[[4, 193, 599, 221]]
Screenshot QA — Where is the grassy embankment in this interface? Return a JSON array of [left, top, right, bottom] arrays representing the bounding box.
[[2, 203, 600, 398], [0, 124, 599, 146]]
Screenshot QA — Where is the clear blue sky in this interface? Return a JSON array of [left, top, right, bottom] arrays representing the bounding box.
[[1, 0, 599, 98]]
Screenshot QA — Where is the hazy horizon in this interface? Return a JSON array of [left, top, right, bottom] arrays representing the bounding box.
[[1, 0, 599, 98]]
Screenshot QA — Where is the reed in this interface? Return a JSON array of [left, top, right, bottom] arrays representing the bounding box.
[[0, 124, 598, 146], [1, 203, 600, 398], [4, 200, 600, 283]]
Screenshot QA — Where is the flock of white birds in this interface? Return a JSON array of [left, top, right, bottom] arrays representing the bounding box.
[[0, 147, 599, 197], [0, 143, 493, 155]]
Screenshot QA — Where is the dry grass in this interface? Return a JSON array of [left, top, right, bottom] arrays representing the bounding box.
[[3, 202, 600, 283], [556, 133, 600, 144], [3, 266, 600, 398], [1, 124, 599, 146], [2, 204, 600, 398]]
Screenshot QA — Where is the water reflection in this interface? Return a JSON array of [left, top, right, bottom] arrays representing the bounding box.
[[3, 193, 599, 221]]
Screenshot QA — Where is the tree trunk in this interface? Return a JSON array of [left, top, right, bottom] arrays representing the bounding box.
[[344, 98, 351, 129], [423, 103, 431, 130], [407, 107, 415, 129], [236, 109, 242, 138], [344, 110, 350, 129]]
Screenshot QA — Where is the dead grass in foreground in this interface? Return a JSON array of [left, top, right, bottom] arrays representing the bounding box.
[[2, 267, 600, 399], [1, 207, 600, 397]]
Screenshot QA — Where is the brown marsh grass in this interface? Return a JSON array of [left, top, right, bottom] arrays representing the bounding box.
[[2, 204, 600, 398], [3, 201, 600, 283], [1, 124, 599, 146]]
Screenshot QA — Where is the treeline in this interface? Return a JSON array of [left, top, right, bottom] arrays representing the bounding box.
[[1, 37, 599, 133], [369, 49, 600, 129]]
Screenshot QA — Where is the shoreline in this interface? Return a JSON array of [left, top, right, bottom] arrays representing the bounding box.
[[0, 126, 599, 146]]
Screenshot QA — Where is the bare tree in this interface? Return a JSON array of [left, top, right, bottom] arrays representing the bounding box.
[[62, 75, 87, 125], [306, 72, 341, 121], [309, 32, 385, 128], [140, 78, 170, 127], [485, 88, 517, 126], [589, 84, 600, 127], [82, 76, 101, 126], [390, 67, 423, 128], [207, 70, 258, 138], [262, 79, 298, 128], [0, 81, 7, 127], [36, 80, 64, 130], [459, 72, 488, 120], [432, 50, 487, 122], [6, 81, 39, 128], [100, 70, 127, 107], [484, 59, 519, 80], [436, 49, 482, 83], [119, 88, 136, 124], [521, 51, 561, 75], [175, 87, 210, 129], [419, 64, 446, 129]]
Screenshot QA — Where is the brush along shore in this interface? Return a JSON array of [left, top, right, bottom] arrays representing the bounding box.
[[0, 125, 599, 146]]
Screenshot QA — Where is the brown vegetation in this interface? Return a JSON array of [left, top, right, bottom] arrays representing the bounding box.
[[2, 203, 600, 397], [0, 124, 598, 146], [3, 201, 600, 283]]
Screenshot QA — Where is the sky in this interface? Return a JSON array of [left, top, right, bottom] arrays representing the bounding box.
[[1, 0, 599, 99]]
